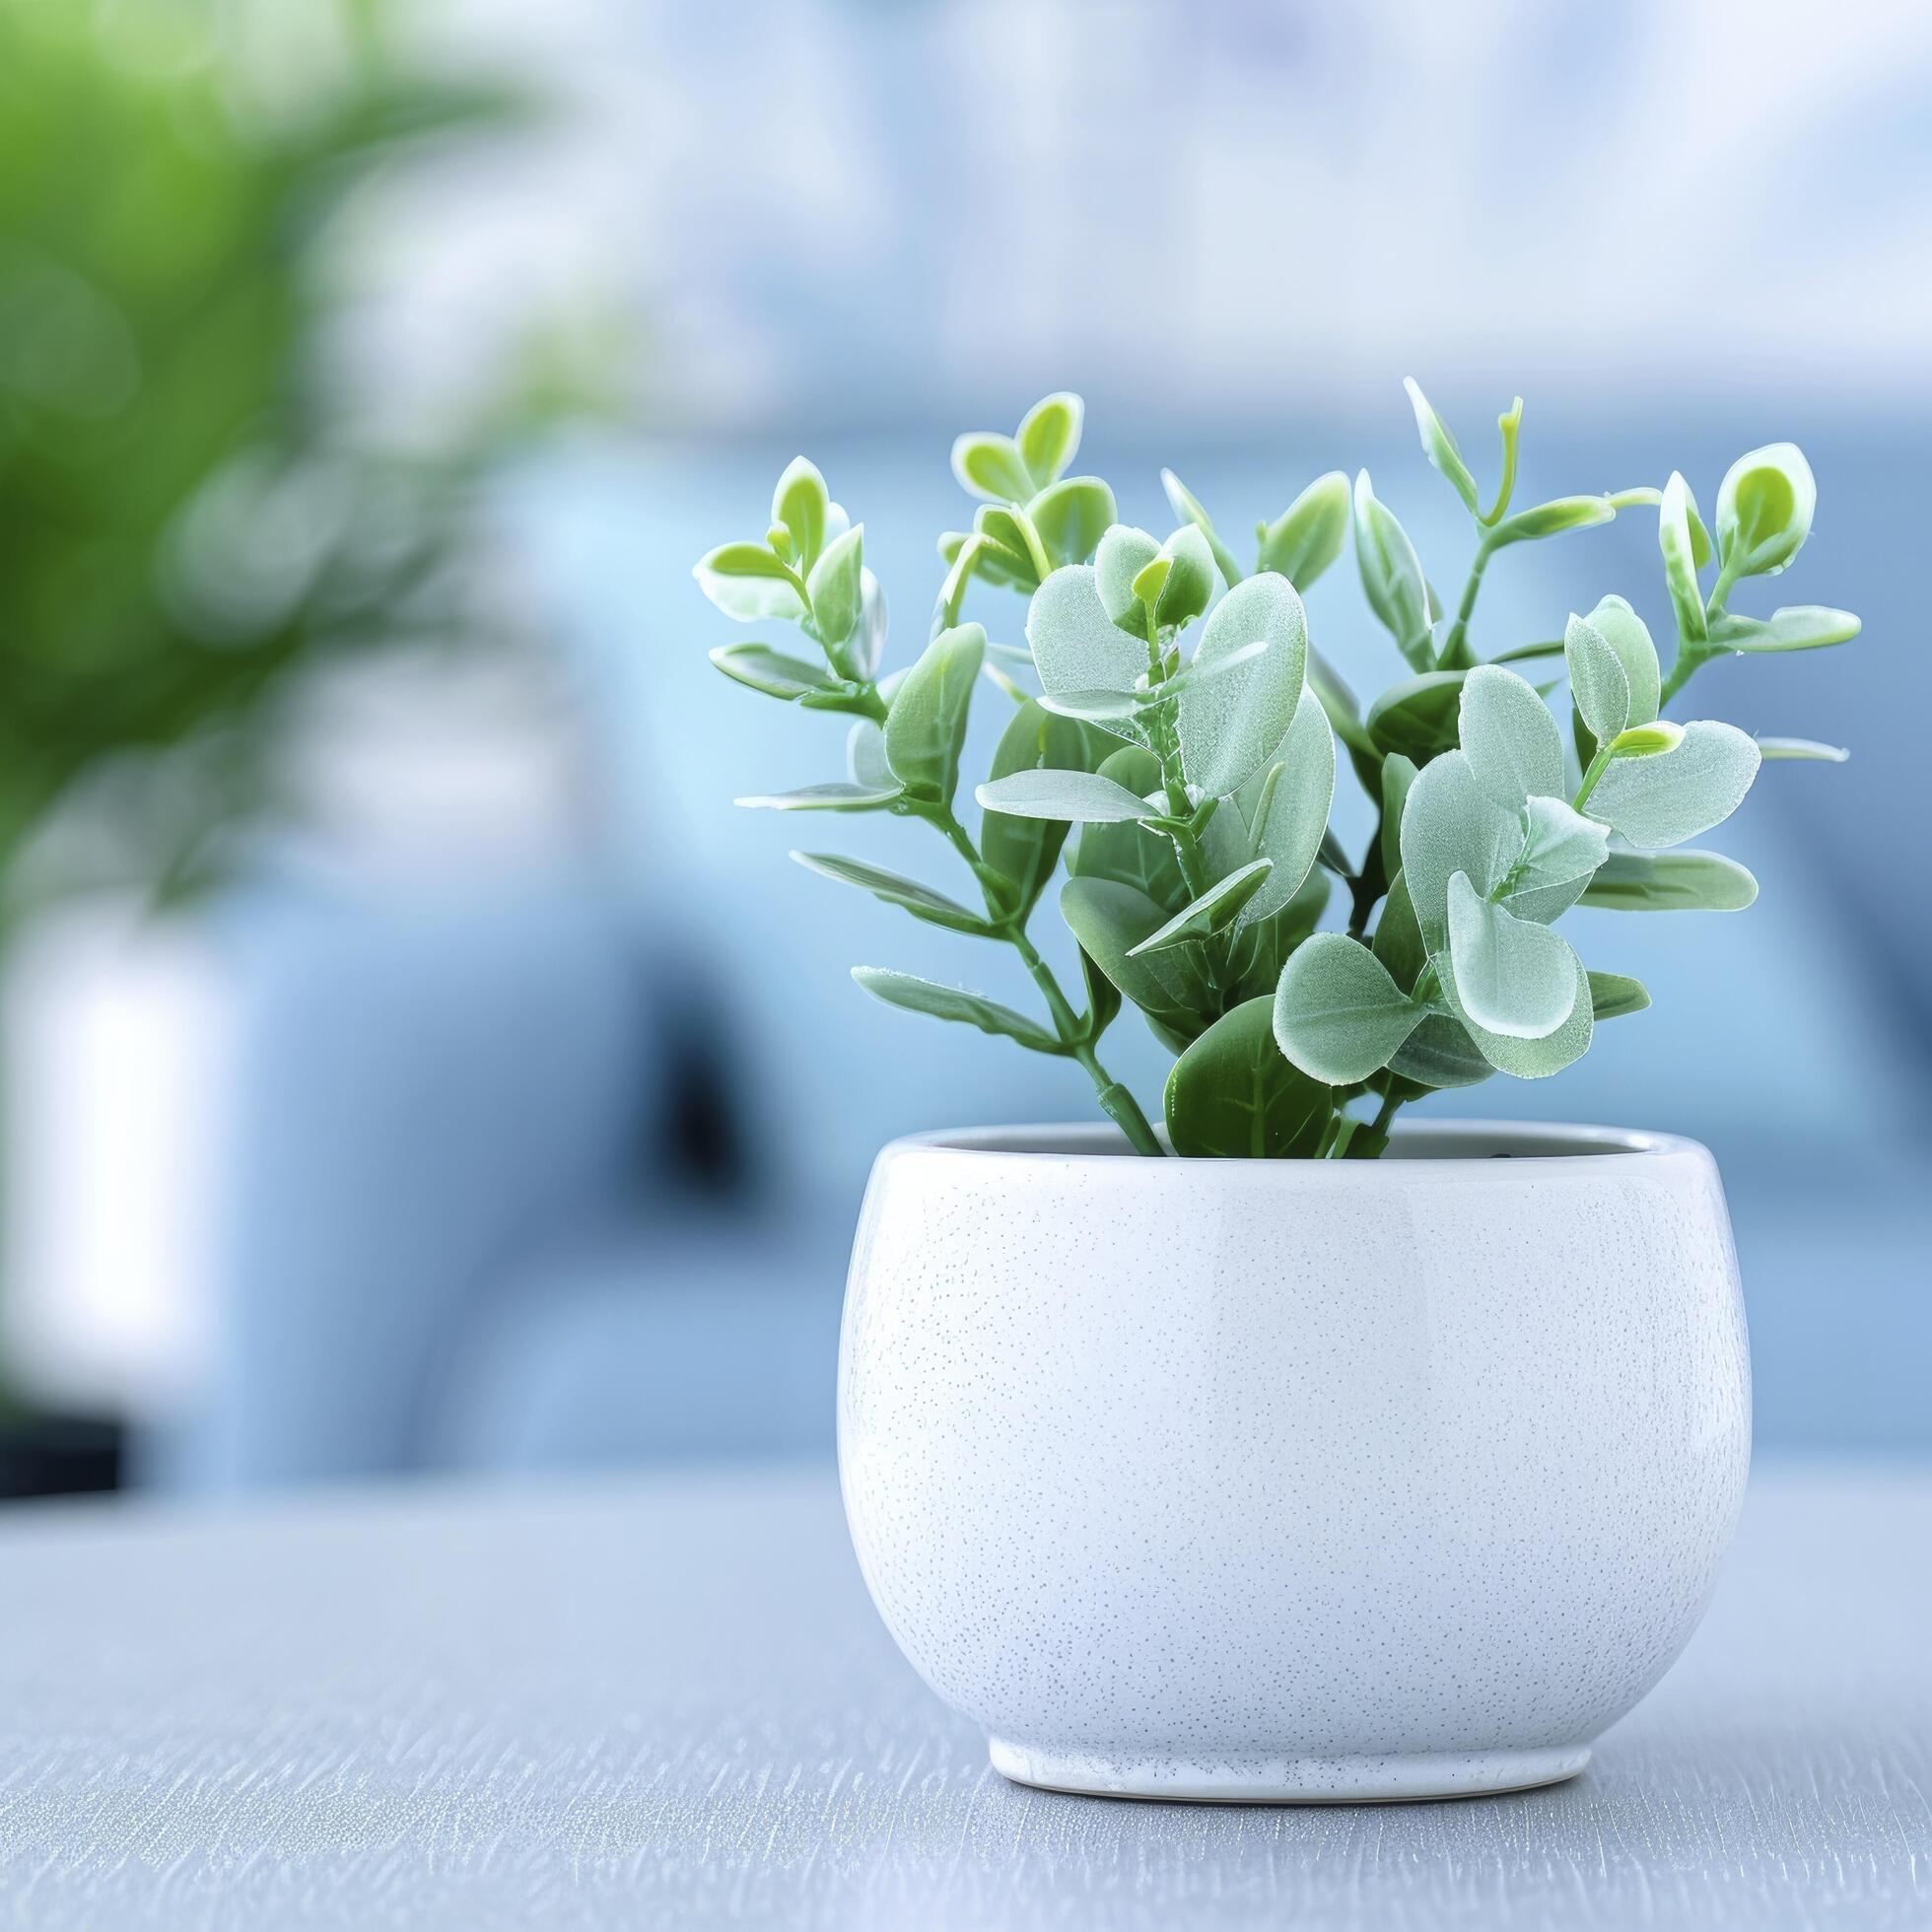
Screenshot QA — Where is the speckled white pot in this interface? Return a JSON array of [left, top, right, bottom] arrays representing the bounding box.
[[838, 1121, 1750, 1804]]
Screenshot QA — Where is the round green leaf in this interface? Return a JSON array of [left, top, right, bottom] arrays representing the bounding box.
[[884, 621, 982, 806], [1459, 663, 1565, 807], [805, 523, 865, 654], [1437, 947, 1593, 1080], [1398, 748, 1522, 946], [1273, 932, 1424, 1085], [1445, 872, 1579, 1039], [1497, 796, 1609, 924], [1025, 565, 1146, 710], [1716, 443, 1815, 579], [1584, 720, 1760, 850], [1028, 477, 1116, 569], [1389, 1012, 1492, 1089], [1366, 669, 1467, 763], [1016, 391, 1083, 491], [951, 432, 1035, 504], [1164, 996, 1332, 1158], [693, 541, 805, 623], [1254, 471, 1348, 592], [1071, 748, 1187, 911], [1178, 573, 1308, 797], [1580, 593, 1661, 726], [771, 456, 830, 571], [979, 700, 1098, 920], [976, 768, 1158, 823], [1061, 876, 1213, 1041], [1564, 611, 1632, 745], [1238, 690, 1334, 924]]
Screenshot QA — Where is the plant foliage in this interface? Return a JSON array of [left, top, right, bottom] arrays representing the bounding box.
[[697, 386, 1858, 1157]]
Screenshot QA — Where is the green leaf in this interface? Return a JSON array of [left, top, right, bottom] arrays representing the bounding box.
[[1160, 467, 1243, 587], [1607, 722, 1684, 759], [1579, 593, 1661, 726], [1071, 748, 1186, 910], [1659, 472, 1708, 645], [1459, 663, 1565, 806], [791, 853, 987, 933], [1389, 1013, 1492, 1090], [1379, 752, 1416, 885], [1028, 477, 1117, 569], [1026, 565, 1146, 712], [1757, 735, 1849, 762], [852, 968, 1061, 1053], [1178, 573, 1308, 796], [1366, 669, 1467, 763], [848, 720, 894, 791], [1588, 971, 1650, 1020], [806, 523, 865, 652], [884, 621, 983, 806], [980, 700, 1095, 920], [940, 525, 1030, 589], [1437, 947, 1593, 1080], [1164, 997, 1332, 1158], [693, 541, 805, 622], [1585, 720, 1760, 849], [1488, 495, 1616, 547], [735, 782, 901, 811], [1487, 638, 1565, 663], [1228, 866, 1331, 1001], [1497, 796, 1609, 924], [1716, 442, 1815, 579], [1581, 849, 1759, 912], [1706, 605, 1861, 653], [708, 643, 839, 701], [1564, 611, 1632, 745], [1404, 378, 1481, 515], [1445, 871, 1580, 1039], [1273, 932, 1424, 1085], [1398, 748, 1522, 946], [1128, 859, 1273, 956], [1016, 391, 1083, 490], [952, 432, 1035, 504], [977, 768, 1159, 822], [1256, 471, 1350, 588], [771, 456, 830, 571], [1239, 691, 1334, 923], [1061, 876, 1213, 1041], [1372, 869, 1426, 991], [1353, 470, 1433, 669]]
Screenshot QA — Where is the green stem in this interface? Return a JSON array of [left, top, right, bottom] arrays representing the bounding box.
[[1658, 644, 1703, 708], [1437, 533, 1495, 668], [1371, 1087, 1403, 1137], [933, 803, 1164, 1156], [1572, 744, 1613, 811]]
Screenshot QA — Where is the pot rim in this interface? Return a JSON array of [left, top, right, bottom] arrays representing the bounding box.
[[878, 1119, 1712, 1174]]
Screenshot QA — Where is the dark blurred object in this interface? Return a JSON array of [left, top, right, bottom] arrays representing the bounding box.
[[0, 0, 585, 904], [0, 1410, 120, 1499], [0, 0, 613, 1492]]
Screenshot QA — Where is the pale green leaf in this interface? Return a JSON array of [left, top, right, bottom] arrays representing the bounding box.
[[1585, 720, 1760, 849], [884, 621, 982, 805], [1716, 442, 1815, 578], [1273, 932, 1424, 1085], [1128, 859, 1273, 956], [771, 456, 830, 570], [792, 853, 986, 933], [1366, 669, 1467, 764], [1404, 378, 1481, 514], [1580, 593, 1661, 726], [806, 523, 864, 651], [1707, 605, 1861, 653], [1659, 472, 1708, 644], [1025, 565, 1146, 710], [976, 768, 1160, 822], [1437, 947, 1593, 1079], [735, 782, 901, 811], [1016, 391, 1083, 490], [1581, 849, 1759, 911], [848, 720, 894, 791], [1256, 470, 1350, 588], [1379, 752, 1416, 885], [1389, 1013, 1492, 1089], [1757, 735, 1849, 762], [1061, 876, 1213, 1040], [952, 432, 1035, 503], [1177, 573, 1308, 796], [980, 700, 1098, 920], [852, 968, 1060, 1052], [1353, 470, 1433, 669], [1398, 748, 1523, 945], [1446, 871, 1579, 1038], [1497, 796, 1609, 923], [1240, 690, 1334, 923], [693, 541, 805, 622], [1028, 477, 1116, 569], [1160, 467, 1243, 586], [1564, 611, 1632, 744], [1071, 748, 1186, 910], [709, 643, 837, 701], [1489, 495, 1616, 547], [1459, 663, 1565, 806], [1588, 971, 1651, 1020]]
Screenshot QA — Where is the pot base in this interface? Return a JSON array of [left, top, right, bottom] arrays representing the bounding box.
[[988, 1738, 1591, 1805]]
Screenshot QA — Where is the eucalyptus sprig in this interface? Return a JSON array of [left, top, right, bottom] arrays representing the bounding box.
[[694, 383, 1859, 1159]]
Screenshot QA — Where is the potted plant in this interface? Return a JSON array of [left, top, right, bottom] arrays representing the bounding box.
[[694, 385, 1857, 1801]]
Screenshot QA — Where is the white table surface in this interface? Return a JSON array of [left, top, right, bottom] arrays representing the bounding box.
[[1, 1461, 1927, 1931]]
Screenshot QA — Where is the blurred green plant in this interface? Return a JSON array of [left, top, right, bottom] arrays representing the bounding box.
[[0, 0, 598, 901], [697, 385, 1860, 1159]]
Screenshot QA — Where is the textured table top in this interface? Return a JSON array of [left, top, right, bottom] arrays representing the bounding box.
[[1, 1462, 1927, 1931]]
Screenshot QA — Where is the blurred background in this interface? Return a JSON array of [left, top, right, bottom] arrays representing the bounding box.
[[0, 0, 1924, 1499]]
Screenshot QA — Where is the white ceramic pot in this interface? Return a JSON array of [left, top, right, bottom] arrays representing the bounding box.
[[839, 1121, 1750, 1803]]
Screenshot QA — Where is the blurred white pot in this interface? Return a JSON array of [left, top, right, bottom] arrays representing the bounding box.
[[839, 1121, 1750, 1804]]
